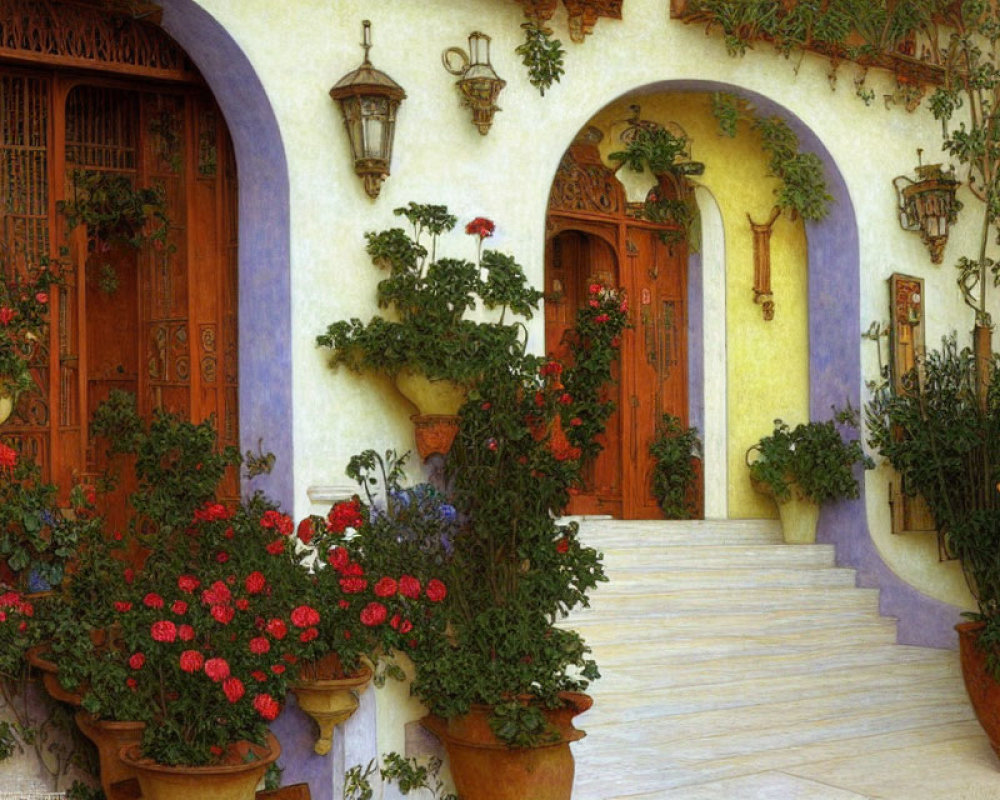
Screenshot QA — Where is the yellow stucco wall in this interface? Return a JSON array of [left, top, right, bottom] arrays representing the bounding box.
[[588, 93, 809, 519]]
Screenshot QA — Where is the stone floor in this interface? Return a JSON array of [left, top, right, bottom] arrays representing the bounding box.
[[566, 519, 1000, 800]]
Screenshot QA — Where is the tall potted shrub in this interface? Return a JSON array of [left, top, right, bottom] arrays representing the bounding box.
[[867, 336, 1000, 754]]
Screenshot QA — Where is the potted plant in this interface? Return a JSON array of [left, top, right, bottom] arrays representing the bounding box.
[[0, 262, 58, 424], [316, 203, 542, 458], [649, 414, 703, 519], [746, 406, 873, 543], [288, 488, 447, 756], [866, 336, 1000, 753]]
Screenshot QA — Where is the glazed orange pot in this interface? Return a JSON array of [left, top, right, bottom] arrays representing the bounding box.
[[957, 621, 1000, 760], [421, 692, 592, 800]]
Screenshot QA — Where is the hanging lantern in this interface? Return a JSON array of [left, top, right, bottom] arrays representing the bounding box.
[[442, 32, 506, 135], [893, 150, 961, 265], [330, 20, 406, 199]]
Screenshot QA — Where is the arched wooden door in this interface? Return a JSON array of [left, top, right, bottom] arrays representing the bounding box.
[[545, 131, 695, 519], [0, 2, 239, 519]]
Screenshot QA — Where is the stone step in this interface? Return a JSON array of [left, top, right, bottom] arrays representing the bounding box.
[[597, 565, 859, 589], [577, 585, 880, 612], [598, 544, 836, 568]]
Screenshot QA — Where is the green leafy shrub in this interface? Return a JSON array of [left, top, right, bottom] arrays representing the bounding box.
[[747, 406, 873, 504], [650, 414, 702, 518]]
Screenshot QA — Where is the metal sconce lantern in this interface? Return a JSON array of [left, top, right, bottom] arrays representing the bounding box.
[[442, 32, 505, 135], [893, 150, 961, 264], [330, 20, 406, 199]]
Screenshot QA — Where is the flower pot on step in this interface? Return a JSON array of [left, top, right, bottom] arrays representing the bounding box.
[[75, 710, 146, 797], [957, 621, 1000, 761], [421, 692, 591, 800], [118, 732, 280, 800]]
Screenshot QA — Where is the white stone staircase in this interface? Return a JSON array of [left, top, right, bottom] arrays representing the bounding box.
[[565, 519, 995, 800]]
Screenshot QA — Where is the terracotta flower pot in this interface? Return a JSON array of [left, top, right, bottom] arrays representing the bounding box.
[[291, 661, 373, 755], [25, 643, 84, 706], [957, 621, 1000, 760], [421, 692, 592, 800], [119, 732, 280, 800], [75, 710, 146, 797]]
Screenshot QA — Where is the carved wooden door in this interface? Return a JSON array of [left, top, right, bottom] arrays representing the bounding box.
[[545, 133, 694, 519], [0, 66, 238, 516]]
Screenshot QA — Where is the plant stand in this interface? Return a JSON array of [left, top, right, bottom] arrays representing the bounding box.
[[290, 663, 372, 755]]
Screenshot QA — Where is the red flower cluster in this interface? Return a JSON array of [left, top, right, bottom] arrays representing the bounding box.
[[194, 501, 231, 522], [465, 217, 495, 239], [260, 509, 294, 536], [326, 498, 363, 535]]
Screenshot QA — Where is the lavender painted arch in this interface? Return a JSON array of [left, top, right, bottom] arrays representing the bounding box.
[[616, 80, 962, 648], [153, 2, 330, 795], [158, 0, 293, 509]]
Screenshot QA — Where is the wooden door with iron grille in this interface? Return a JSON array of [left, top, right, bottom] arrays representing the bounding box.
[[0, 66, 239, 518]]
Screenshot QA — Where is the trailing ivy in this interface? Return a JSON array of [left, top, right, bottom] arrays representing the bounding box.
[[711, 93, 832, 221], [516, 21, 566, 96]]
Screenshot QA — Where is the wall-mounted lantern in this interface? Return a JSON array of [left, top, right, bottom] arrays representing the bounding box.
[[892, 150, 961, 265], [330, 20, 406, 199], [442, 32, 505, 135]]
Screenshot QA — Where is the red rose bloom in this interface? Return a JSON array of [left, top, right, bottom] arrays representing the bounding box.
[[211, 604, 235, 625], [254, 693, 280, 721], [556, 537, 570, 554], [326, 499, 363, 534], [204, 657, 230, 682], [360, 602, 387, 627], [151, 620, 177, 642], [222, 676, 245, 703], [266, 618, 288, 640], [114, 601, 132, 613], [171, 600, 188, 615], [374, 577, 397, 598], [290, 605, 320, 628], [216, 551, 230, 563], [390, 614, 401, 630], [426, 579, 447, 603], [399, 619, 413, 634], [270, 664, 286, 675], [251, 671, 267, 682], [129, 653, 145, 670], [296, 517, 314, 545], [0, 444, 16, 470], [249, 636, 270, 655], [178, 624, 195, 641], [398, 575, 421, 599], [177, 575, 200, 593], [202, 581, 232, 605]]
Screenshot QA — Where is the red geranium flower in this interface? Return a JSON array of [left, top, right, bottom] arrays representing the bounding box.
[[151, 620, 177, 643], [114, 601, 132, 613], [290, 605, 320, 628], [398, 575, 421, 599], [129, 652, 145, 670], [254, 693, 280, 721], [296, 517, 314, 545], [328, 546, 350, 572], [204, 657, 230, 682], [171, 600, 188, 615], [265, 538, 285, 555], [556, 537, 570, 554], [249, 637, 270, 655], [373, 577, 397, 598], [222, 676, 245, 703], [465, 217, 495, 239], [179, 650, 204, 673], [245, 571, 267, 594], [339, 576, 367, 594], [177, 575, 200, 593], [360, 602, 387, 627], [265, 618, 288, 640], [0, 444, 16, 470], [299, 627, 318, 643], [426, 579, 447, 603], [211, 604, 235, 625], [178, 624, 195, 641]]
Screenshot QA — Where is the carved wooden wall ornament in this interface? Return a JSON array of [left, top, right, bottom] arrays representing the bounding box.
[[548, 127, 624, 217], [0, 0, 197, 82], [748, 206, 780, 321], [886, 273, 940, 546], [514, 0, 623, 42]]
